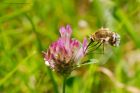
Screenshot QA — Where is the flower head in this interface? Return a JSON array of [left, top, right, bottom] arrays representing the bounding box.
[[43, 25, 87, 76]]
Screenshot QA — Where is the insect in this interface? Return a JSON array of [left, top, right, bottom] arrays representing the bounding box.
[[86, 27, 120, 54], [91, 27, 120, 46]]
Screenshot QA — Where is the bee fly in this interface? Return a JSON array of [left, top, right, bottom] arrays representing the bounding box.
[[86, 27, 120, 54]]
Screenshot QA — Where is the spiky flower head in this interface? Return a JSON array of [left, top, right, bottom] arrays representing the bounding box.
[[43, 25, 87, 76]]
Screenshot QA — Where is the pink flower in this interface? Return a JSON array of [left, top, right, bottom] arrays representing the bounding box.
[[43, 25, 87, 76]]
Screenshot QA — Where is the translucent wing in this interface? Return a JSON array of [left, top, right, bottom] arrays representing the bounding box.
[[85, 42, 114, 65]]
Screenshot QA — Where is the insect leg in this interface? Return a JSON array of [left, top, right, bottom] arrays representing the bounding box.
[[103, 43, 104, 54], [86, 42, 102, 54], [92, 42, 102, 51], [93, 42, 100, 46], [85, 40, 94, 52]]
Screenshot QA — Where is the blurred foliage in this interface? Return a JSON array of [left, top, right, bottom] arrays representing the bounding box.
[[0, 0, 140, 93]]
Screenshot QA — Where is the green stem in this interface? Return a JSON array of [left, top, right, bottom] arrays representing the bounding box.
[[63, 76, 67, 93]]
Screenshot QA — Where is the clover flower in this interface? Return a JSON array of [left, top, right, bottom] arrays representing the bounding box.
[[43, 25, 88, 76]]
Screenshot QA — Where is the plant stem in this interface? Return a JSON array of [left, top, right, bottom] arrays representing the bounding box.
[[63, 76, 67, 93]]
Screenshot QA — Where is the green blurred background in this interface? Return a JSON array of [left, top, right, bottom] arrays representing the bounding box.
[[0, 0, 140, 93]]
